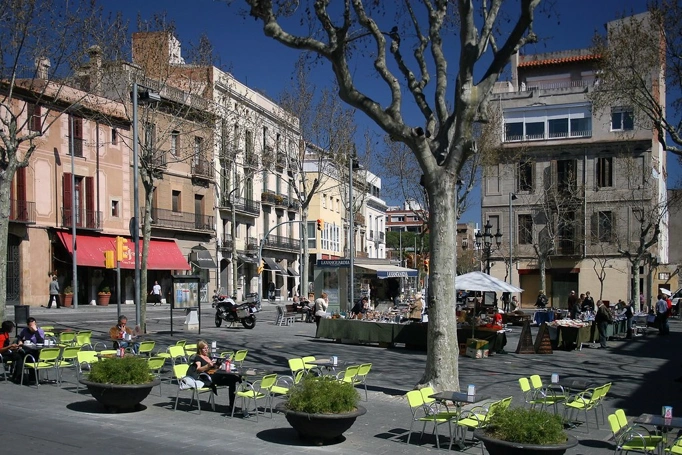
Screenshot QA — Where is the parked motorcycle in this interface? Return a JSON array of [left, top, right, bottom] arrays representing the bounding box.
[[212, 293, 257, 329]]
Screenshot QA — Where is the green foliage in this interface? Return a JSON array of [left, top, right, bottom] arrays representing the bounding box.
[[63, 286, 73, 294], [88, 357, 154, 385], [286, 375, 359, 414], [485, 407, 567, 445], [99, 285, 111, 294]]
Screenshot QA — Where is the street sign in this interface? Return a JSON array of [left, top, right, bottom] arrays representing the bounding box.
[[316, 259, 351, 268]]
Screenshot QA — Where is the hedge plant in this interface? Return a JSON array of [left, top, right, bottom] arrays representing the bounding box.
[[286, 375, 359, 414], [484, 407, 567, 445], [88, 357, 154, 385]]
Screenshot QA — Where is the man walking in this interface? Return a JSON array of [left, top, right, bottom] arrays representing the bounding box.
[[48, 275, 60, 309], [656, 294, 670, 336]]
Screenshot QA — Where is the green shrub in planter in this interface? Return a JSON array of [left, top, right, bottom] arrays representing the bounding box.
[[485, 407, 567, 445], [88, 357, 154, 385], [286, 375, 359, 414]]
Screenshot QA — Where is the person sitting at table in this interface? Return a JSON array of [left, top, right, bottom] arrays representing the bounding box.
[[108, 315, 139, 354], [15, 317, 46, 383], [183, 340, 217, 395], [18, 317, 46, 345], [1, 321, 21, 381]]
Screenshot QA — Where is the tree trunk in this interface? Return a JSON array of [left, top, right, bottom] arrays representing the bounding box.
[[632, 260, 641, 309], [301, 208, 309, 298], [139, 184, 154, 332], [422, 178, 460, 391], [539, 257, 547, 296]]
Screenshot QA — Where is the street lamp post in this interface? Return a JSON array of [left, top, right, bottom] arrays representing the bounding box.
[[348, 152, 360, 310], [475, 221, 503, 275]]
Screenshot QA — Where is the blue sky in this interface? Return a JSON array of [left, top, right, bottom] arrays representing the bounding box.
[[106, 0, 676, 225]]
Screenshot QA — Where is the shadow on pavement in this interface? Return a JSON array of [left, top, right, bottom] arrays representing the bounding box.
[[66, 400, 147, 414], [256, 428, 346, 446]]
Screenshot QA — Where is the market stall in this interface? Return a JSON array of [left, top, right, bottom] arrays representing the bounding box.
[[316, 318, 507, 353]]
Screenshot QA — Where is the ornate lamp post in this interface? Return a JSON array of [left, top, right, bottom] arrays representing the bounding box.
[[475, 221, 503, 275]]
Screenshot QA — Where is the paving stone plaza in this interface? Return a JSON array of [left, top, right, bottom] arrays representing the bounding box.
[[2, 304, 681, 454]]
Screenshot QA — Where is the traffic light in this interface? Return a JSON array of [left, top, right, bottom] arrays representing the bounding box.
[[104, 250, 115, 269], [115, 236, 129, 262], [316, 219, 324, 231], [257, 260, 264, 275], [424, 259, 430, 273]]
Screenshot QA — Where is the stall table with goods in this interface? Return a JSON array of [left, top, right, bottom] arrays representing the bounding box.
[[316, 317, 507, 353], [546, 315, 629, 350]]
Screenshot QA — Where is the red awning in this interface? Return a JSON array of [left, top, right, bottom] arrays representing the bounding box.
[[57, 232, 190, 271]]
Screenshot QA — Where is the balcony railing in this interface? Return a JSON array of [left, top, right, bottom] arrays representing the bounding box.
[[288, 199, 300, 211], [61, 208, 102, 230], [264, 234, 301, 251], [378, 231, 385, 243], [504, 129, 592, 143], [191, 157, 212, 178], [261, 191, 289, 208], [150, 208, 214, 231], [369, 231, 374, 240], [221, 195, 261, 216], [10, 200, 36, 224], [276, 152, 287, 168], [246, 237, 259, 252], [150, 150, 167, 168], [244, 153, 258, 168], [354, 213, 365, 226], [221, 234, 233, 250]]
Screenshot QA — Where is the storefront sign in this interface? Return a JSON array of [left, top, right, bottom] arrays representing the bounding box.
[[377, 270, 418, 278], [317, 259, 351, 268]]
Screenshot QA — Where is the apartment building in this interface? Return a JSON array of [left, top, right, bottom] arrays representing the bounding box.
[[386, 201, 427, 233], [483, 12, 669, 307], [361, 170, 388, 259], [5, 79, 143, 307], [130, 31, 302, 302]]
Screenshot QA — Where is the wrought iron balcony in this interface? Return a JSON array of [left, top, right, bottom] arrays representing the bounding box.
[[150, 208, 214, 232], [61, 208, 102, 230], [220, 234, 233, 250], [150, 150, 167, 168], [191, 157, 213, 179], [244, 153, 258, 168], [261, 191, 289, 208], [276, 152, 287, 168], [264, 234, 300, 252], [246, 237, 259, 252], [354, 213, 366, 226], [10, 200, 36, 224], [220, 194, 260, 216], [288, 199, 300, 211]]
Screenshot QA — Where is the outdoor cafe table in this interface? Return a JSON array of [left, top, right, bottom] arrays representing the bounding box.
[[428, 391, 491, 450], [316, 319, 507, 352], [635, 413, 682, 444], [306, 358, 347, 374]]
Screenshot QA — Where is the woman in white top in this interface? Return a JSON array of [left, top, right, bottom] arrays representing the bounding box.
[[314, 292, 329, 327]]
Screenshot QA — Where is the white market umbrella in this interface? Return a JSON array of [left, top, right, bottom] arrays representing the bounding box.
[[660, 288, 672, 296], [455, 271, 524, 293]]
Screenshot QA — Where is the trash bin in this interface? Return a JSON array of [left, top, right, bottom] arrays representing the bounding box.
[[14, 305, 30, 336]]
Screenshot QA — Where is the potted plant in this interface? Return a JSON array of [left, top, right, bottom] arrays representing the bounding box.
[[275, 375, 366, 445], [61, 285, 74, 307], [473, 407, 578, 455], [97, 285, 111, 306], [79, 356, 160, 413]]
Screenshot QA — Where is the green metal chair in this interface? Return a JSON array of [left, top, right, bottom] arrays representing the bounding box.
[[58, 332, 76, 347], [73, 331, 93, 349], [21, 347, 61, 387], [288, 358, 306, 378], [405, 389, 454, 450], [233, 350, 248, 368], [608, 410, 663, 454], [527, 374, 566, 414], [173, 364, 215, 414], [352, 363, 372, 401], [230, 374, 275, 422], [336, 365, 359, 384], [75, 350, 99, 392], [147, 356, 166, 396], [137, 341, 156, 357], [562, 384, 608, 432], [57, 346, 80, 387]]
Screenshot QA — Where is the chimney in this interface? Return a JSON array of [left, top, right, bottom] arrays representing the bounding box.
[[88, 45, 103, 95], [35, 57, 50, 79]]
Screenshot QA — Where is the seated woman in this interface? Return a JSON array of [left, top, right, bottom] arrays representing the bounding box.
[[14, 317, 46, 383], [0, 321, 20, 380], [182, 340, 217, 394]]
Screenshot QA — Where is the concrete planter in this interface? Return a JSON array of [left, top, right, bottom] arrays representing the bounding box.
[[79, 379, 160, 413], [275, 402, 366, 445], [473, 429, 579, 455]]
